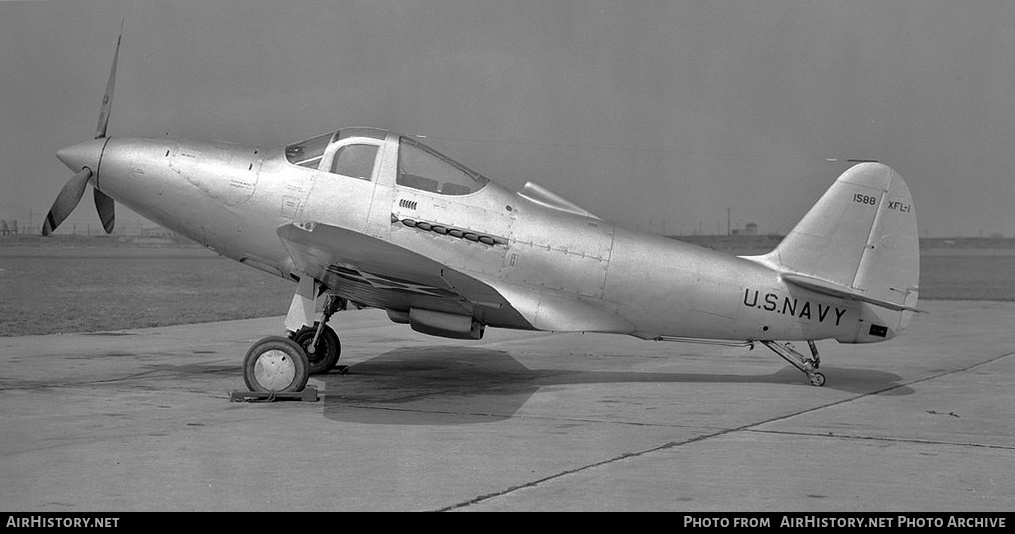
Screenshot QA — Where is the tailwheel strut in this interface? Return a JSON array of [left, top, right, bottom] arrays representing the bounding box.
[[760, 340, 826, 387]]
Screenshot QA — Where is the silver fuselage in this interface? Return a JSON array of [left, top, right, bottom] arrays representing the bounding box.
[[84, 132, 889, 344]]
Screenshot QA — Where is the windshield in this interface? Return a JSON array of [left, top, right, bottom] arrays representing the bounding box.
[[285, 131, 335, 168], [397, 137, 488, 195]]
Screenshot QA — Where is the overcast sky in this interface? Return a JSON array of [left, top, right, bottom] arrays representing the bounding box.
[[2, 0, 1013, 237]]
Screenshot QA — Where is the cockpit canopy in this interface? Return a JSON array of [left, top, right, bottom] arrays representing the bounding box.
[[285, 128, 489, 196]]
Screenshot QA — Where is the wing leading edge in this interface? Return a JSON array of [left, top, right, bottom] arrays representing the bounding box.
[[277, 221, 531, 329], [276, 221, 635, 335]]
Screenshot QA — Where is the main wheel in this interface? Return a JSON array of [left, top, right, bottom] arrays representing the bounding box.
[[808, 372, 826, 387], [243, 336, 310, 393], [290, 323, 341, 374]]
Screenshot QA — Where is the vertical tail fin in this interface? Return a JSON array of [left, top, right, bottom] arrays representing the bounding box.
[[755, 163, 920, 339]]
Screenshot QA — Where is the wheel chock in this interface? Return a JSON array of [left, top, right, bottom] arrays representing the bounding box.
[[229, 384, 319, 403]]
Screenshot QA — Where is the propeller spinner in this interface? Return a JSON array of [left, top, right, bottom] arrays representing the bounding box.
[[42, 31, 121, 236]]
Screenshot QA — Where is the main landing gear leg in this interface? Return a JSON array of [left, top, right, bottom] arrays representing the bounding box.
[[242, 275, 322, 393], [760, 340, 826, 387], [290, 294, 345, 375]]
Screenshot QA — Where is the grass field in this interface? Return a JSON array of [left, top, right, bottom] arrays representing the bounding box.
[[2, 238, 1012, 336], [1, 244, 293, 336]]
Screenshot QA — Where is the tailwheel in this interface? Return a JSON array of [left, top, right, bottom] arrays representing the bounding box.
[[291, 322, 341, 374], [243, 336, 310, 393], [760, 340, 827, 387]]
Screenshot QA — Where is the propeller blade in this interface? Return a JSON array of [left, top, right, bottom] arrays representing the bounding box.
[[42, 168, 92, 236], [94, 189, 116, 234], [95, 29, 121, 139]]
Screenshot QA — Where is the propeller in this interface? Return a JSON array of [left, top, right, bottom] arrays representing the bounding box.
[[41, 169, 92, 236], [42, 29, 121, 236]]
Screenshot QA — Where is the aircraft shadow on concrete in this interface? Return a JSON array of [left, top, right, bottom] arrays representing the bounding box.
[[317, 345, 912, 424]]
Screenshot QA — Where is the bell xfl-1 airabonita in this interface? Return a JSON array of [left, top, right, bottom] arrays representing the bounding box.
[[43, 33, 919, 393]]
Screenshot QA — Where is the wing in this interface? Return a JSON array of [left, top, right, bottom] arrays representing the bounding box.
[[277, 221, 532, 329], [276, 221, 635, 334]]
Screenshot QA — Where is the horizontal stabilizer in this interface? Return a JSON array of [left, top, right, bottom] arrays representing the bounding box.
[[781, 273, 922, 313]]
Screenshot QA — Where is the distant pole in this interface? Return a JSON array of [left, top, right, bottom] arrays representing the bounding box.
[[727, 208, 732, 236]]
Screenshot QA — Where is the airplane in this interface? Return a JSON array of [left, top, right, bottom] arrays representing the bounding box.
[[43, 33, 919, 394]]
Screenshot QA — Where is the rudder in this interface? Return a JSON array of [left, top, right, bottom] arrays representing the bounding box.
[[757, 163, 920, 336]]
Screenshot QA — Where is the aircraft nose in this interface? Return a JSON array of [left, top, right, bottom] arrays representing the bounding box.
[[56, 138, 107, 174]]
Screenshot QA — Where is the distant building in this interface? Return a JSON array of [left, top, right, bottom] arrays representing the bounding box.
[[140, 226, 178, 238], [0, 220, 17, 236], [745, 222, 758, 235]]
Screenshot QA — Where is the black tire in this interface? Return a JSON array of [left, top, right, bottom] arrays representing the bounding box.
[[243, 336, 310, 393], [291, 323, 341, 374]]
